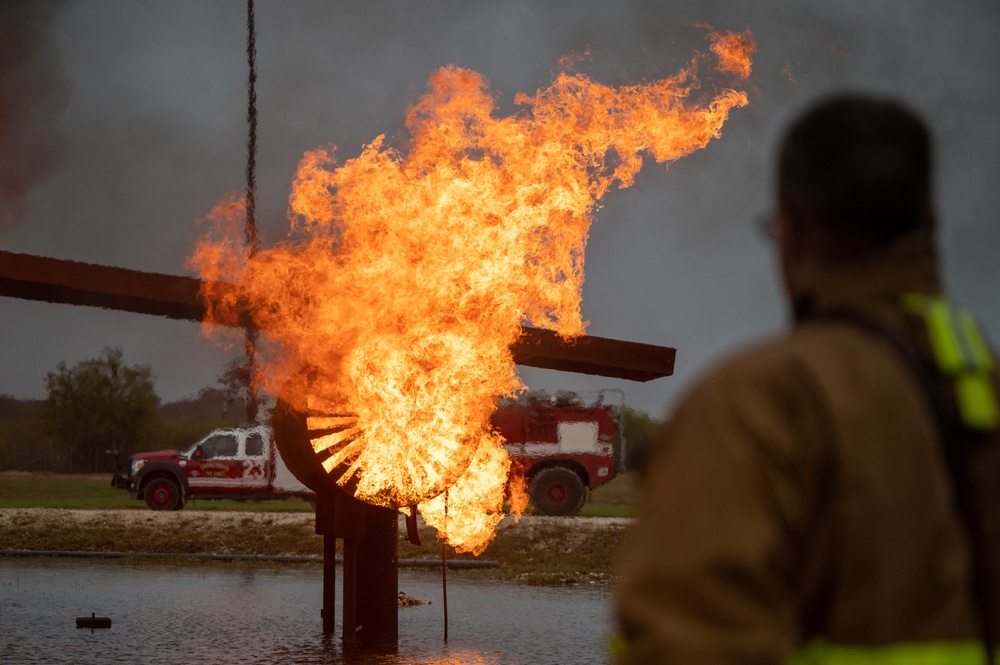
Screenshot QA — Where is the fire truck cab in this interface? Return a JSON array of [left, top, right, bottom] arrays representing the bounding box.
[[492, 393, 623, 516]]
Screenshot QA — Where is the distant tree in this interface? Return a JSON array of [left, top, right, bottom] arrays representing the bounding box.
[[40, 347, 161, 473], [218, 356, 252, 420], [0, 394, 42, 420], [0, 396, 50, 471], [158, 386, 230, 421], [611, 404, 662, 474], [151, 386, 238, 453], [218, 357, 273, 424]]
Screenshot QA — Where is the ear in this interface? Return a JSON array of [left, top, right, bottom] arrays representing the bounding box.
[[775, 201, 819, 303], [775, 202, 802, 256]]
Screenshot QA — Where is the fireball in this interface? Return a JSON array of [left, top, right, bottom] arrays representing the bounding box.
[[191, 29, 755, 553]]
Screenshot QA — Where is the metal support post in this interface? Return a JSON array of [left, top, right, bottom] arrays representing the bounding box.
[[321, 532, 337, 635], [357, 502, 399, 649], [342, 539, 358, 647]]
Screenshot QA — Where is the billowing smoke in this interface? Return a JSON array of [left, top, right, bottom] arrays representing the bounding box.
[[0, 0, 70, 225]]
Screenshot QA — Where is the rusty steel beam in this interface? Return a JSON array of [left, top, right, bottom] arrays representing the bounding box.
[[0, 250, 675, 381], [513, 326, 674, 382], [0, 250, 209, 321]]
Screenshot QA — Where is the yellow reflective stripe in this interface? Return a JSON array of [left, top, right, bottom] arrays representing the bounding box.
[[955, 309, 1000, 429], [902, 294, 957, 370], [959, 310, 996, 372], [786, 639, 990, 665], [957, 373, 1000, 430], [902, 293, 999, 431], [925, 298, 966, 373], [606, 632, 627, 660]]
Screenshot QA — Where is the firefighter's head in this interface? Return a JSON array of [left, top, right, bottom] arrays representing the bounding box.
[[773, 95, 935, 306]]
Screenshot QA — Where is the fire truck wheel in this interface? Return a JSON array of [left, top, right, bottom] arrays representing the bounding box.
[[144, 477, 183, 511], [529, 466, 586, 516]]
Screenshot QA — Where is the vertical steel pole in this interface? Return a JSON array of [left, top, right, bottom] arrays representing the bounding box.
[[442, 541, 449, 643], [443, 491, 449, 643], [315, 490, 342, 636], [321, 533, 337, 634], [357, 503, 398, 648], [342, 539, 358, 647]]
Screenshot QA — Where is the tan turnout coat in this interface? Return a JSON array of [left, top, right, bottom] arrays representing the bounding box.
[[616, 231, 1000, 664]]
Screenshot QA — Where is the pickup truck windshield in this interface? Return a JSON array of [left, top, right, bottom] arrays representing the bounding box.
[[200, 434, 238, 459]]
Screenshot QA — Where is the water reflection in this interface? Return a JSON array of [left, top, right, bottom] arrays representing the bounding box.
[[0, 558, 612, 664]]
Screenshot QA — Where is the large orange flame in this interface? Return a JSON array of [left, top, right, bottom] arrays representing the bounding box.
[[191, 29, 755, 554]]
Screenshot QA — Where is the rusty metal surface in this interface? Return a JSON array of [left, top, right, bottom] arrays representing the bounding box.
[[0, 250, 209, 321], [0, 250, 675, 380], [513, 326, 675, 382]]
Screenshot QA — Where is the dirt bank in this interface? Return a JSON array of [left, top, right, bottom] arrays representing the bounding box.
[[0, 508, 632, 585]]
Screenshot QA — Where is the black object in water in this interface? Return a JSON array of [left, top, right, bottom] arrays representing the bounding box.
[[76, 613, 111, 629]]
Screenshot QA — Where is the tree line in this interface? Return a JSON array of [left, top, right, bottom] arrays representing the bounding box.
[[0, 347, 248, 473], [0, 347, 663, 474]]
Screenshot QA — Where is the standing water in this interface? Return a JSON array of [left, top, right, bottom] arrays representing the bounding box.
[[0, 558, 614, 664]]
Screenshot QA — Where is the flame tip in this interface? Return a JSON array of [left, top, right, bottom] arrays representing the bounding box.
[[193, 34, 755, 552]]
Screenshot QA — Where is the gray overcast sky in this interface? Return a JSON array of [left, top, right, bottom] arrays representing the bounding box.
[[1, 0, 998, 417]]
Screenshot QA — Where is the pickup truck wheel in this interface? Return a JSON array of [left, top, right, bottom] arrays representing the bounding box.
[[144, 477, 183, 511], [529, 466, 586, 516]]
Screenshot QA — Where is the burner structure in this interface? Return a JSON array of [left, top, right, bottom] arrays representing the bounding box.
[[0, 249, 676, 648]]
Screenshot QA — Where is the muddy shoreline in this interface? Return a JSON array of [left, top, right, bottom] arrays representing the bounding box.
[[0, 508, 632, 584]]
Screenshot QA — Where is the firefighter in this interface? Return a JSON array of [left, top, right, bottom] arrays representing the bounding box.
[[615, 95, 999, 664]]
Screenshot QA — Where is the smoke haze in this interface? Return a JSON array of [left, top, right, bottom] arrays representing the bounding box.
[[0, 0, 70, 224], [0, 0, 998, 418]]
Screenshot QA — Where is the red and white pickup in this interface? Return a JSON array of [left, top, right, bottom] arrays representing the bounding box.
[[110, 425, 310, 510]]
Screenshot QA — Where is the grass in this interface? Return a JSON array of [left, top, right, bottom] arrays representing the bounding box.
[[400, 525, 628, 585], [0, 471, 313, 511], [0, 470, 638, 517], [475, 520, 626, 584], [581, 473, 638, 517]]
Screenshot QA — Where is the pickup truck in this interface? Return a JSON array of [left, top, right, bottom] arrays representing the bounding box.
[[110, 425, 310, 510]]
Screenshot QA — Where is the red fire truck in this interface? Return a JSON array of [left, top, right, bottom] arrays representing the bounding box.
[[111, 394, 624, 515], [493, 392, 624, 516]]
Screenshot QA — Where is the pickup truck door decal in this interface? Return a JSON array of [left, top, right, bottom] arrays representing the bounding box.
[[187, 432, 269, 492]]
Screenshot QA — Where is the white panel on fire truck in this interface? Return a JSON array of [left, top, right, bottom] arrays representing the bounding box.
[[273, 447, 311, 494], [558, 421, 598, 453]]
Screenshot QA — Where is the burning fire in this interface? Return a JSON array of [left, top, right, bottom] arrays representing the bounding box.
[[191, 29, 755, 554]]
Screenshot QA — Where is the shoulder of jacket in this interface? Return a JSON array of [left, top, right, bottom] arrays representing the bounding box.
[[688, 334, 822, 396], [673, 327, 873, 426], [660, 334, 837, 488]]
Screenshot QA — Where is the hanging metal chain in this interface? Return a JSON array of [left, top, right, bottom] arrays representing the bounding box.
[[244, 0, 259, 254], [243, 0, 260, 423]]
